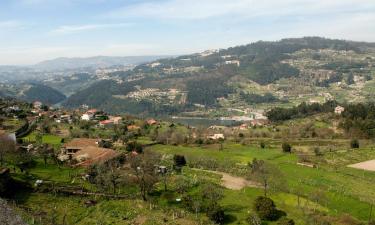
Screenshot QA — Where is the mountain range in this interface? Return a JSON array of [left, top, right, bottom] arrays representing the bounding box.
[[61, 37, 375, 116], [32, 55, 169, 71], [2, 37, 375, 117]]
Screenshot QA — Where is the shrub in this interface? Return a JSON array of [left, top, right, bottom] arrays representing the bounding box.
[[125, 141, 143, 153], [350, 139, 359, 149], [247, 213, 261, 225], [207, 205, 225, 224], [282, 143, 292, 153], [260, 142, 266, 149], [253, 196, 279, 221], [173, 155, 187, 167], [277, 217, 295, 225], [195, 138, 204, 145], [313, 147, 323, 156]]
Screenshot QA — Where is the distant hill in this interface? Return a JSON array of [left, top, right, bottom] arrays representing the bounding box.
[[22, 83, 66, 105], [61, 37, 375, 115], [0, 83, 66, 105], [33, 56, 169, 71]]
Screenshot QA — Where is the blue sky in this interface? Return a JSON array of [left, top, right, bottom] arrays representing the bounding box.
[[0, 0, 374, 65]]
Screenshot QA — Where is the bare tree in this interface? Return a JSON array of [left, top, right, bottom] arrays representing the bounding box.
[[0, 135, 15, 166], [248, 158, 286, 197], [39, 144, 54, 167], [129, 151, 160, 201]]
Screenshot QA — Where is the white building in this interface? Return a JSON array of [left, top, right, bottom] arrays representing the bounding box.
[[81, 114, 92, 121], [207, 134, 225, 140], [335, 106, 345, 115], [225, 60, 240, 67]]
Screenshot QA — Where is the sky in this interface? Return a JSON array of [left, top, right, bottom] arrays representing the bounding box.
[[0, 0, 375, 65]]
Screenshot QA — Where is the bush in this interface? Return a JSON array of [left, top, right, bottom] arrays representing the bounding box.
[[173, 155, 187, 167], [195, 138, 204, 145], [277, 217, 295, 225], [260, 142, 265, 149], [282, 143, 292, 153], [350, 139, 359, 149], [125, 141, 143, 153], [207, 205, 225, 224], [253, 196, 279, 221], [247, 213, 261, 225]]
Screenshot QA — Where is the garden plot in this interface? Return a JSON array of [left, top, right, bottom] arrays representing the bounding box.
[[348, 160, 375, 171]]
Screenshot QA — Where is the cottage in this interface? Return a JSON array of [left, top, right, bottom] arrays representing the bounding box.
[[59, 138, 118, 167], [33, 101, 42, 109], [335, 106, 345, 115], [239, 123, 249, 130], [86, 109, 98, 115], [99, 120, 114, 128], [62, 138, 99, 155], [225, 60, 240, 67], [60, 115, 72, 123], [207, 133, 225, 140], [127, 125, 141, 131], [250, 119, 270, 127], [146, 119, 158, 126], [109, 116, 122, 125], [81, 113, 92, 121]]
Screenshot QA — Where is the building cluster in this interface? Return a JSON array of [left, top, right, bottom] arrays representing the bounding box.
[[58, 138, 118, 167]]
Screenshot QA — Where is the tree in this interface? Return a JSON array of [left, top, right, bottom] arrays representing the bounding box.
[[260, 142, 266, 149], [12, 149, 35, 174], [0, 135, 15, 166], [248, 158, 286, 197], [129, 151, 160, 201], [173, 155, 187, 168], [175, 175, 192, 194], [35, 133, 43, 146], [311, 189, 328, 210], [253, 196, 279, 221], [350, 139, 360, 149], [282, 143, 292, 153], [39, 144, 54, 167], [126, 141, 143, 153], [207, 205, 225, 224], [347, 73, 355, 85], [201, 183, 225, 224], [201, 183, 224, 208], [40, 119, 52, 134], [89, 160, 124, 194]]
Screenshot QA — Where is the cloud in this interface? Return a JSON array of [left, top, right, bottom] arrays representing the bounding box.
[[108, 0, 375, 20], [49, 23, 133, 35]]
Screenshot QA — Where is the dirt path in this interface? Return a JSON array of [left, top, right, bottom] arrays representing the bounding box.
[[348, 160, 375, 171], [192, 168, 261, 190]]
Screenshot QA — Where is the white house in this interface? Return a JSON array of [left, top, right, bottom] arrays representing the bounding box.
[[335, 106, 345, 115], [81, 114, 92, 121], [33, 101, 42, 109], [207, 134, 225, 140], [225, 60, 240, 67]]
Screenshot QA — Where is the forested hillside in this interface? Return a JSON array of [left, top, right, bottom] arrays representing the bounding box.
[[63, 37, 375, 115]]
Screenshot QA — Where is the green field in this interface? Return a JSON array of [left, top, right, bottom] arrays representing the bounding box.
[[22, 132, 63, 148], [150, 142, 375, 224]]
